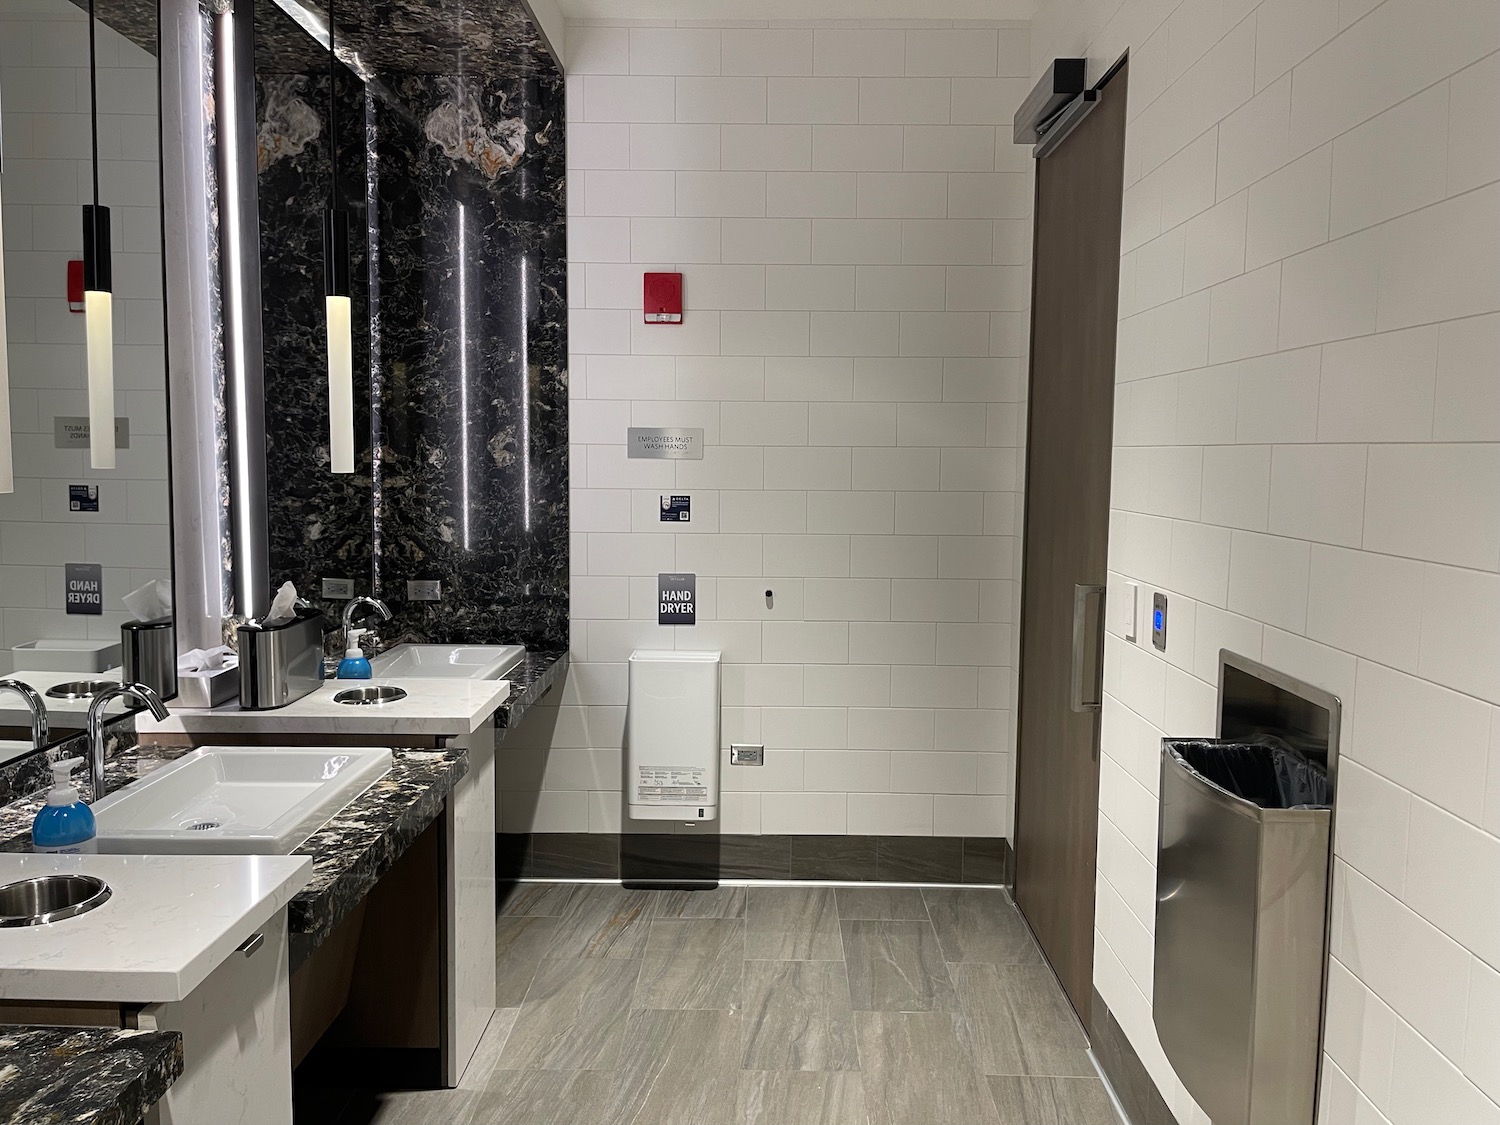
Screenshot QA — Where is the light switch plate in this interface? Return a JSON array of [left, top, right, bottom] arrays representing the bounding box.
[[730, 744, 764, 766], [407, 579, 442, 602], [321, 577, 355, 599], [1121, 580, 1139, 642]]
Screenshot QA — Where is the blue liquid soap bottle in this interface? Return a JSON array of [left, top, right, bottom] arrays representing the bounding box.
[[337, 628, 372, 680], [32, 757, 97, 854]]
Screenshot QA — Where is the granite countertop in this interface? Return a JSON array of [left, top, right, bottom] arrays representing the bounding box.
[[0, 1026, 182, 1125], [0, 744, 468, 967], [0, 852, 312, 1003], [495, 651, 567, 730], [283, 747, 468, 961]]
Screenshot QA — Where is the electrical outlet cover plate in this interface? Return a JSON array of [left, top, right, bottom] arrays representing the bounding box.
[[407, 579, 442, 602], [322, 577, 355, 599], [730, 744, 764, 766]]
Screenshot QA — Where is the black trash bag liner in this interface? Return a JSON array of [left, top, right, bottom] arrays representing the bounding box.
[[1165, 735, 1331, 810]]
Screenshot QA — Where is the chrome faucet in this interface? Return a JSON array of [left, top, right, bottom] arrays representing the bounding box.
[[0, 680, 48, 749], [341, 596, 392, 654], [86, 682, 169, 803]]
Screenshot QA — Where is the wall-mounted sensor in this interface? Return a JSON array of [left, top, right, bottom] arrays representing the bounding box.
[[1152, 592, 1168, 652]]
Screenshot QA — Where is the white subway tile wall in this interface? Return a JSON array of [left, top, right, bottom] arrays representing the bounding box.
[[1032, 0, 1500, 1120], [0, 0, 169, 672], [517, 20, 1031, 839]]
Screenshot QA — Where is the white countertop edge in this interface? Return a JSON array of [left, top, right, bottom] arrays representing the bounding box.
[[137, 677, 511, 738], [0, 853, 314, 1004]]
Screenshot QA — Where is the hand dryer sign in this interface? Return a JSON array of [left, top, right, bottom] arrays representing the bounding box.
[[658, 572, 696, 625], [68, 485, 99, 513], [64, 563, 103, 615], [660, 495, 691, 522]]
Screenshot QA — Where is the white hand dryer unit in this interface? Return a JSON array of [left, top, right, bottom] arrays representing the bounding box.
[[626, 650, 721, 822]]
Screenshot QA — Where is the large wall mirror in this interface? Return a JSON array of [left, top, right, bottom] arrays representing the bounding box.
[[0, 0, 174, 765]]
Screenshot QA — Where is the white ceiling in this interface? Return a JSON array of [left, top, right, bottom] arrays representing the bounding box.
[[554, 0, 1035, 21]]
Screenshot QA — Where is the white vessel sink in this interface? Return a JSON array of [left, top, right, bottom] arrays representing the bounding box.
[[91, 746, 392, 854], [369, 643, 524, 680]]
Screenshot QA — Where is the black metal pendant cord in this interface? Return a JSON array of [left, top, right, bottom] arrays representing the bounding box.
[[322, 0, 349, 302], [87, 0, 99, 209], [327, 0, 337, 208], [81, 0, 109, 297]]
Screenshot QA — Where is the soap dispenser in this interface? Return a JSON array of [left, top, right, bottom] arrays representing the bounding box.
[[337, 628, 372, 679], [32, 758, 97, 854]]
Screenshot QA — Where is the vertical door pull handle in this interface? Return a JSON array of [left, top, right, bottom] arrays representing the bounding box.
[[1070, 584, 1107, 713]]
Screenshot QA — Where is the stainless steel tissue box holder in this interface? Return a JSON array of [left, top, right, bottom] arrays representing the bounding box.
[[1153, 651, 1341, 1125], [237, 609, 325, 710]]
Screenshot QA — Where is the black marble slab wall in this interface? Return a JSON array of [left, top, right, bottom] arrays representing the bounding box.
[[369, 73, 568, 650], [255, 0, 567, 652]]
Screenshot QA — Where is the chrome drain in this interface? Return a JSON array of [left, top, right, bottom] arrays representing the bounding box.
[[182, 820, 220, 831]]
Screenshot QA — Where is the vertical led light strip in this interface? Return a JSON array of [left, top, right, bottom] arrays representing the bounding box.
[[457, 202, 470, 551], [519, 254, 531, 533], [0, 83, 15, 492], [83, 0, 115, 471], [218, 7, 267, 612]]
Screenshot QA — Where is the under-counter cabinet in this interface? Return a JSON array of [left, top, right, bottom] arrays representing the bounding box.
[[0, 854, 311, 1124], [139, 914, 292, 1124]]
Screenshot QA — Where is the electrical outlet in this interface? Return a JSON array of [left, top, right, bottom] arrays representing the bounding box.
[[321, 577, 355, 599], [406, 579, 442, 602], [730, 744, 764, 766]]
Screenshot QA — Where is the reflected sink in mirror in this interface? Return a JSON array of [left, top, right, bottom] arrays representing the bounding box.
[[90, 747, 392, 854], [368, 644, 524, 681]]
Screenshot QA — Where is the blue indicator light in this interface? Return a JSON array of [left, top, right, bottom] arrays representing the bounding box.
[[1154, 610, 1164, 629]]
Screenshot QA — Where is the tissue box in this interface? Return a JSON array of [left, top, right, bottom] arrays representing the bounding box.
[[177, 665, 239, 709]]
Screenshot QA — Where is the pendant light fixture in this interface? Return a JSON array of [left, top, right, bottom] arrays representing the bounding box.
[[323, 0, 354, 474], [82, 0, 114, 471], [0, 85, 14, 493]]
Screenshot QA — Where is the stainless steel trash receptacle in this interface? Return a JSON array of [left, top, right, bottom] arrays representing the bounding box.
[[1153, 652, 1340, 1125]]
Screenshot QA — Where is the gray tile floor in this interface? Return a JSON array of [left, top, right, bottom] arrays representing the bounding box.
[[333, 883, 1122, 1125]]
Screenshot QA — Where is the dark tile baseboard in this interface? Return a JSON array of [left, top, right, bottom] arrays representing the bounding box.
[[498, 832, 1013, 885], [1090, 987, 1175, 1125]]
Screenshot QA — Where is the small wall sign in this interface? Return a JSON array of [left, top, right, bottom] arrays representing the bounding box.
[[628, 427, 703, 460], [65, 563, 103, 615], [68, 485, 99, 513], [658, 572, 696, 625], [660, 495, 691, 522], [54, 416, 130, 450]]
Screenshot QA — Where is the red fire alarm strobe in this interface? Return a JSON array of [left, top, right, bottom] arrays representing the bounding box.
[[643, 271, 683, 324]]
